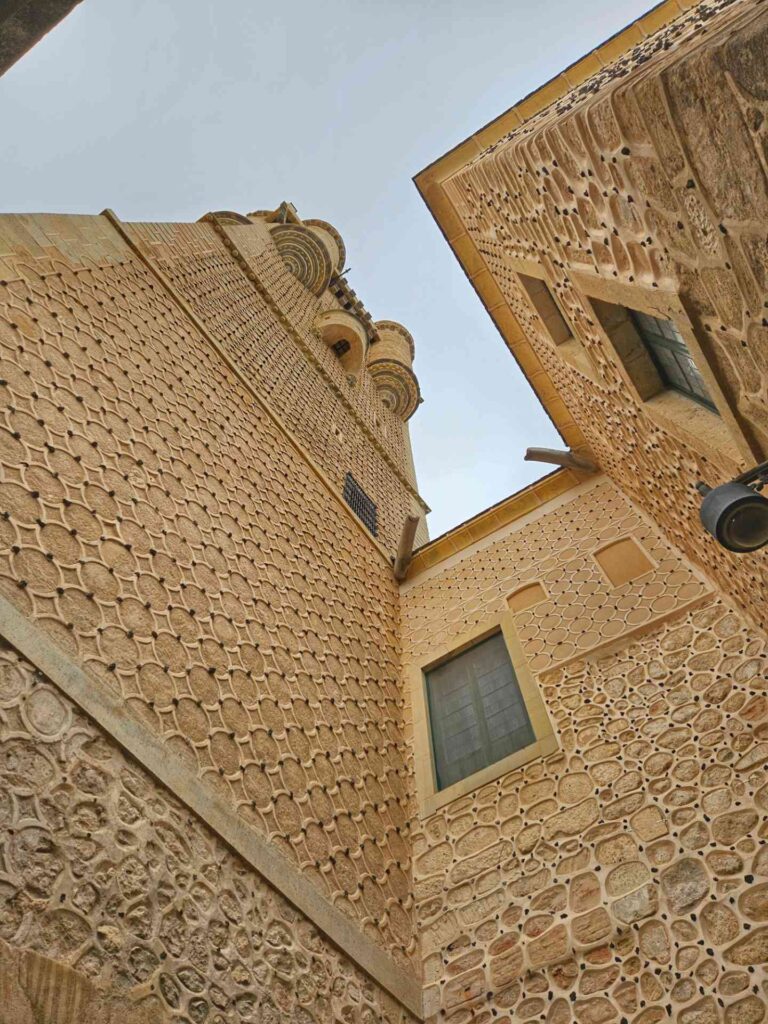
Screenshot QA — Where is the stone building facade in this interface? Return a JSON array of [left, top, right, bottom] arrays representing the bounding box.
[[2, 0, 768, 1022], [409, 0, 768, 1021], [0, 207, 425, 1021]]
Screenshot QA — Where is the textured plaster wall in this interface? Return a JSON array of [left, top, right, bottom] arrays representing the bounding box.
[[413, 600, 768, 1024], [0, 212, 417, 965], [444, 0, 768, 631], [0, 639, 417, 1024], [402, 480, 710, 674], [401, 485, 768, 1023]]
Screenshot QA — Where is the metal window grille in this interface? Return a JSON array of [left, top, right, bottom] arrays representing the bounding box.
[[343, 472, 378, 536], [630, 310, 717, 412], [332, 338, 351, 358], [426, 632, 535, 791]]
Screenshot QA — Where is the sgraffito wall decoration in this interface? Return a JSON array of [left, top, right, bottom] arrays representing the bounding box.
[[0, 639, 417, 1024], [0, 212, 417, 968], [402, 480, 768, 1023]]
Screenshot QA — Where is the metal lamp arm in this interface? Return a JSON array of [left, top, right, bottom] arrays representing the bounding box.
[[733, 459, 768, 488]]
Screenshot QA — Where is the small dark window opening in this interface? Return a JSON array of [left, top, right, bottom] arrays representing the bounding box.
[[343, 472, 378, 536], [426, 632, 535, 791], [332, 338, 351, 358], [630, 310, 717, 411]]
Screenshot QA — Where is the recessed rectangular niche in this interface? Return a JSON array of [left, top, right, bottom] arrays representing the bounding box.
[[518, 275, 572, 344], [507, 581, 547, 613], [517, 273, 595, 380], [593, 536, 654, 588]]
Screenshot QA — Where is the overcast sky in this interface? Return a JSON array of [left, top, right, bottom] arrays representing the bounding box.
[[1, 0, 651, 537]]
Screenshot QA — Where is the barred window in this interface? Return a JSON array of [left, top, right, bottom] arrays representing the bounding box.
[[426, 632, 535, 790], [343, 472, 377, 536]]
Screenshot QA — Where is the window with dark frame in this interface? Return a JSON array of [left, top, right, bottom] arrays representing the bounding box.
[[425, 632, 535, 791], [342, 472, 378, 536], [629, 310, 717, 411]]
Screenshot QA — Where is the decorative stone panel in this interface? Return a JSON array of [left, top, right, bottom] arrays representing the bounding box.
[[0, 640, 417, 1024]]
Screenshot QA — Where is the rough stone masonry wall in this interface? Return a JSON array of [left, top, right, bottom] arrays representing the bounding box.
[[0, 213, 417, 965], [125, 217, 424, 553], [400, 481, 768, 1023], [0, 639, 416, 1024], [444, 0, 768, 631], [412, 599, 768, 1024]]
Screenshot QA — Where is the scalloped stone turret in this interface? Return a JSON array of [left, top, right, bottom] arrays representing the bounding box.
[[368, 320, 421, 420]]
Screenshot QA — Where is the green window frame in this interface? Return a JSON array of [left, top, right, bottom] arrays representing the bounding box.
[[630, 310, 717, 412], [425, 632, 535, 791]]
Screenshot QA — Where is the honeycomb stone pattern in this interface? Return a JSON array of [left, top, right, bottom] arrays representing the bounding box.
[[0, 212, 416, 963], [125, 217, 425, 553], [443, 0, 768, 631], [409, 598, 768, 1023], [0, 641, 417, 1024], [401, 480, 709, 673]]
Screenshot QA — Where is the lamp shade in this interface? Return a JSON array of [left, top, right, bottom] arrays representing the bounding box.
[[699, 481, 768, 553]]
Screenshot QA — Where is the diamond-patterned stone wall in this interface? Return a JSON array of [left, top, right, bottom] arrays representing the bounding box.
[[0, 211, 416, 965]]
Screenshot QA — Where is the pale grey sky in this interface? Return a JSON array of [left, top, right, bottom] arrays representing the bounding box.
[[1, 0, 651, 537]]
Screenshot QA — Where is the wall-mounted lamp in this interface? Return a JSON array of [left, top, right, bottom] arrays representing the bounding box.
[[697, 460, 768, 553]]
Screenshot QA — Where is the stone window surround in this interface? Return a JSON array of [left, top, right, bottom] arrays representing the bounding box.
[[406, 610, 557, 818], [570, 269, 755, 466]]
